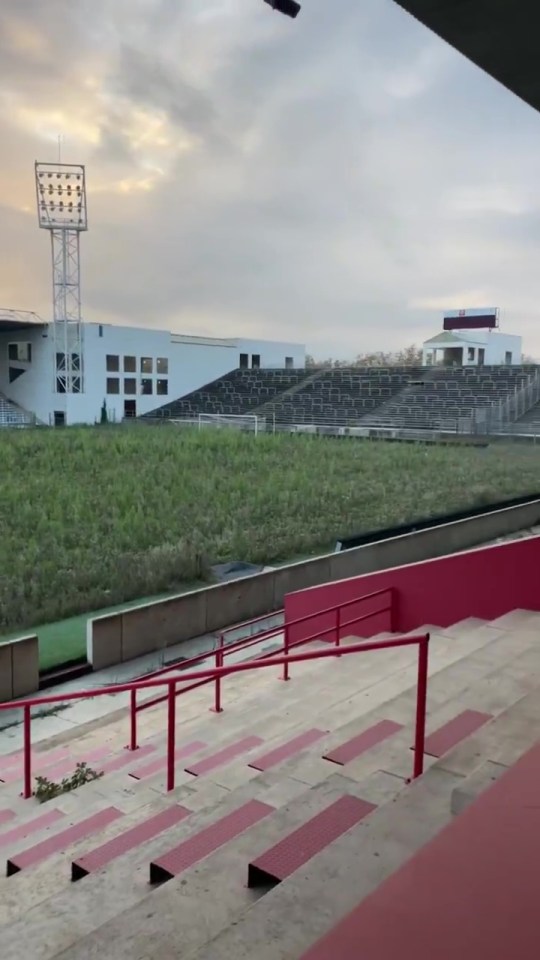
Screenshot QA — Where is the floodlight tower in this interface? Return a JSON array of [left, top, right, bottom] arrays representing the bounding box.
[[35, 162, 88, 394]]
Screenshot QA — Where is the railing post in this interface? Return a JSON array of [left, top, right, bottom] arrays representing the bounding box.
[[412, 634, 430, 780], [128, 688, 138, 750], [23, 704, 32, 799], [335, 607, 341, 653], [390, 587, 397, 633], [166, 680, 176, 792], [212, 637, 224, 713], [282, 623, 290, 682]]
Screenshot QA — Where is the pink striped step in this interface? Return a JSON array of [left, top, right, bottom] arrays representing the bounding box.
[[150, 799, 274, 884], [128, 741, 206, 781], [248, 729, 327, 772], [72, 804, 191, 880], [0, 747, 72, 783], [248, 795, 376, 887], [323, 720, 404, 766], [7, 807, 123, 876], [34, 745, 112, 784], [0, 809, 65, 850], [423, 710, 493, 758], [184, 736, 264, 777], [0, 745, 70, 771], [98, 743, 155, 775], [0, 810, 16, 827]]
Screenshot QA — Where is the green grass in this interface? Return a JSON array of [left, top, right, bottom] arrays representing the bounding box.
[[2, 425, 540, 670]]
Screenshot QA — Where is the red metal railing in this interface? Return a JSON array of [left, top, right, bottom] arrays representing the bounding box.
[[0, 626, 427, 801], [129, 587, 395, 737]]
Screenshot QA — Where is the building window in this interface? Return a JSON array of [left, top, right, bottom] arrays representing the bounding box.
[[157, 357, 168, 375], [157, 379, 168, 396], [124, 355, 136, 373], [251, 354, 261, 369], [106, 354, 119, 372], [141, 378, 153, 395], [98, 325, 103, 338], [239, 353, 248, 369], [8, 342, 32, 363], [285, 356, 294, 369], [107, 377, 120, 394], [505, 352, 512, 365], [124, 377, 136, 395], [124, 399, 137, 419], [467, 347, 475, 362], [140, 357, 153, 374]]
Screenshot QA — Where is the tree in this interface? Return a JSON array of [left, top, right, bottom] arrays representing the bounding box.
[[306, 345, 423, 368]]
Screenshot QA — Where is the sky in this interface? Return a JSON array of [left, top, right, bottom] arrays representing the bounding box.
[[1, 0, 540, 360]]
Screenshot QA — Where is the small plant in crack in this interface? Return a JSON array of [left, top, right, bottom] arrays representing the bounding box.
[[34, 762, 104, 803]]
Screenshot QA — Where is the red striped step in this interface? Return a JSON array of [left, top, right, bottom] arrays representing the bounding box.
[[248, 795, 376, 887], [0, 809, 65, 850], [34, 745, 112, 784], [185, 736, 264, 777], [423, 710, 493, 758], [0, 810, 16, 827], [7, 807, 123, 876], [0, 747, 72, 783], [248, 729, 327, 772], [129, 741, 206, 781], [323, 720, 404, 766], [72, 804, 191, 880], [98, 743, 155, 775], [150, 799, 274, 884]]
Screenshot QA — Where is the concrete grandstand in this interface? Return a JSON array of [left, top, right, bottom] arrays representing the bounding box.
[[1, 533, 540, 959], [144, 363, 540, 435], [2, 3, 540, 960]]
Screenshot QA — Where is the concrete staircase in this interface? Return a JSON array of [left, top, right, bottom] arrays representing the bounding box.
[[0, 610, 539, 959]]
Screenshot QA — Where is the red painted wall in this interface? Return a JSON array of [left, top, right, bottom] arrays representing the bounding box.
[[285, 537, 540, 644]]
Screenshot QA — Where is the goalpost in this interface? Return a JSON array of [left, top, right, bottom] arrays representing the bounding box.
[[197, 412, 260, 436]]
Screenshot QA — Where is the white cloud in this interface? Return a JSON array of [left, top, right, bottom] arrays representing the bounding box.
[[1, 0, 540, 361]]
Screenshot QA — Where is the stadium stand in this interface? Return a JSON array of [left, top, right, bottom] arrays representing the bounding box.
[[0, 606, 540, 958], [512, 399, 540, 434], [142, 368, 315, 420], [253, 366, 423, 425], [142, 365, 540, 433], [361, 365, 539, 432], [0, 393, 35, 427]]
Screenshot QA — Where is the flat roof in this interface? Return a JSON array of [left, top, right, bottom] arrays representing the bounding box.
[[0, 310, 47, 334], [394, 0, 540, 114]]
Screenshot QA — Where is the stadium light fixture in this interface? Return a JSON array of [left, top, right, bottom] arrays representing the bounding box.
[[35, 162, 88, 231], [263, 0, 301, 18]]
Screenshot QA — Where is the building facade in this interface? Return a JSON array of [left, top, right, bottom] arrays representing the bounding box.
[[422, 331, 522, 368], [0, 316, 305, 426]]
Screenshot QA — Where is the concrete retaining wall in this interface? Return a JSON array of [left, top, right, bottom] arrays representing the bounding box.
[[0, 635, 39, 702], [87, 498, 540, 671]]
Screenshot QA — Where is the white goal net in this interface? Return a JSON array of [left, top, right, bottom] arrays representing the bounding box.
[[197, 412, 260, 435]]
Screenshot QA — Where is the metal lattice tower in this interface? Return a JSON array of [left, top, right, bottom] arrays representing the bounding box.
[[35, 162, 88, 394]]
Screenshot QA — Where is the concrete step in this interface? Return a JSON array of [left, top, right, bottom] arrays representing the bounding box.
[[180, 764, 466, 960], [450, 760, 508, 816], [20, 770, 404, 960]]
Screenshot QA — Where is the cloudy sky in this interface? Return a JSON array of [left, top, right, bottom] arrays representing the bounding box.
[[1, 0, 540, 360]]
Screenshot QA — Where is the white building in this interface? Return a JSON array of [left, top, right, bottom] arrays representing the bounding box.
[[422, 331, 522, 368], [0, 312, 305, 426]]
